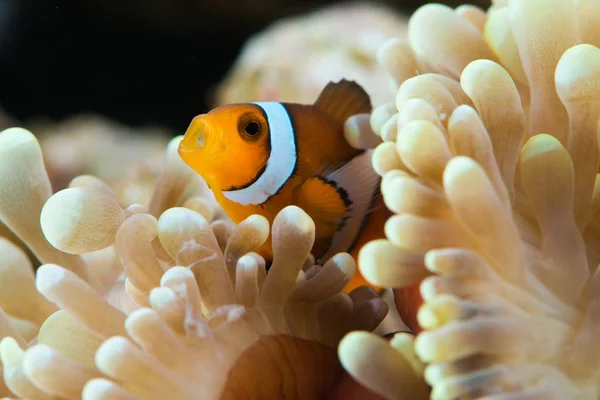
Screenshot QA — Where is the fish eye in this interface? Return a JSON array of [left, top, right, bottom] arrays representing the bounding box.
[[244, 121, 260, 136], [238, 114, 265, 141]]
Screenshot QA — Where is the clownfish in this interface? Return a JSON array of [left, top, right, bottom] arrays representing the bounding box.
[[178, 80, 388, 292]]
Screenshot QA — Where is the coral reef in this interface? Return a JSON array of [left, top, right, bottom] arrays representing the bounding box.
[[340, 0, 600, 399], [215, 2, 408, 107], [0, 128, 387, 399]]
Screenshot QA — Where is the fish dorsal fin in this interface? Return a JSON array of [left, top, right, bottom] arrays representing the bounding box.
[[314, 79, 372, 124]]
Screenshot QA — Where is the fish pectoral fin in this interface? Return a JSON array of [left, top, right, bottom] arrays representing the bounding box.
[[296, 176, 349, 236], [314, 79, 372, 125]]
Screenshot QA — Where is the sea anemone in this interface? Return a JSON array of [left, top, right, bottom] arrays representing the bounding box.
[[339, 0, 600, 398], [0, 127, 387, 399], [34, 114, 171, 206], [215, 2, 408, 107]]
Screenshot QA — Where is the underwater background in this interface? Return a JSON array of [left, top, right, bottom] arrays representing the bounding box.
[[0, 0, 487, 131]]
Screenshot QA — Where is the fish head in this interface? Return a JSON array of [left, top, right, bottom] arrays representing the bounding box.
[[178, 104, 271, 192]]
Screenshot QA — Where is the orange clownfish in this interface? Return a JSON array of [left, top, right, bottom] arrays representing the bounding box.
[[178, 80, 387, 292]]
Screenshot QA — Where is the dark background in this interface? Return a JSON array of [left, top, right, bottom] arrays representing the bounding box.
[[0, 0, 489, 133]]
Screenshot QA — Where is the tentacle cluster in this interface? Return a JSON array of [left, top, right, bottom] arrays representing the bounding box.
[[340, 1, 600, 399], [0, 129, 387, 399]]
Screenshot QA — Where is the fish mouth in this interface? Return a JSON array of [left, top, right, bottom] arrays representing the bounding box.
[[178, 115, 225, 156]]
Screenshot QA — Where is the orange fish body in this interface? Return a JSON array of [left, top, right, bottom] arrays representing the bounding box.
[[179, 80, 384, 292]]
